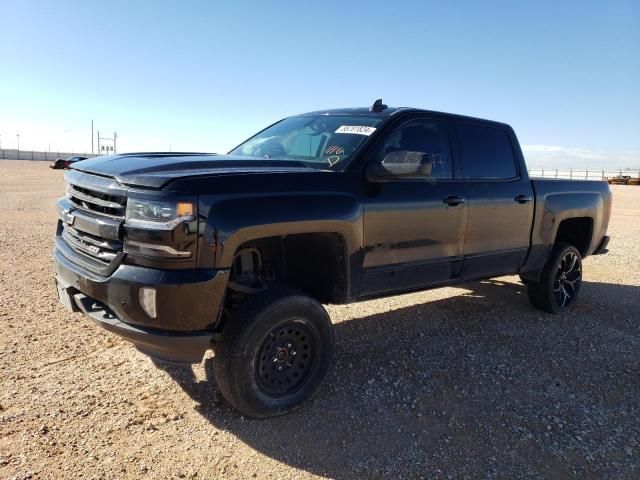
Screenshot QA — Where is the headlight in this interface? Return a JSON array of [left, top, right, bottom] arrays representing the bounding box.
[[125, 199, 195, 230]]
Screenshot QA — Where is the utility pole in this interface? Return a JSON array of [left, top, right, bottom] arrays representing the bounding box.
[[97, 131, 117, 154], [91, 119, 94, 155]]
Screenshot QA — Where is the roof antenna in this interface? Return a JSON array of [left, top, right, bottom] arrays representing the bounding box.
[[370, 98, 388, 112]]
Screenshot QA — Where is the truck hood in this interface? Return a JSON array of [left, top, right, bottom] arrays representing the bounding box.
[[71, 153, 328, 188]]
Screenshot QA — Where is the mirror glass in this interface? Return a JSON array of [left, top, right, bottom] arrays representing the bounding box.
[[369, 151, 432, 179]]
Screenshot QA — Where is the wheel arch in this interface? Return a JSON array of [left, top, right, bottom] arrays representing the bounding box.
[[554, 216, 594, 257], [228, 231, 352, 304], [200, 193, 363, 301], [520, 189, 606, 282]]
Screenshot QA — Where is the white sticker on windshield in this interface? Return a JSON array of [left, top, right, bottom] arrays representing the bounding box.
[[335, 125, 376, 136]]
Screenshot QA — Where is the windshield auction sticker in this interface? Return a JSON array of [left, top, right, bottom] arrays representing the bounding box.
[[335, 125, 376, 136]]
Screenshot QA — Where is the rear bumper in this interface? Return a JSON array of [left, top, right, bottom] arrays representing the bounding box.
[[54, 247, 229, 363], [593, 235, 610, 255]]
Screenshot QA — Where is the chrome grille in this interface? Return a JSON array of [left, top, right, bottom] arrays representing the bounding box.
[[62, 226, 122, 265], [58, 175, 127, 274], [68, 184, 126, 219]]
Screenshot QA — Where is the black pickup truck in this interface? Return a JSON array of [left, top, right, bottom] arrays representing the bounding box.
[[54, 100, 611, 417]]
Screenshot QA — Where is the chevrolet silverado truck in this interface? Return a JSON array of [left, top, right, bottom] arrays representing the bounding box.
[[54, 100, 611, 417]]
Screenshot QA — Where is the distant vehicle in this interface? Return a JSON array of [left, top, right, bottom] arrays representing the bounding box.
[[53, 100, 612, 417], [607, 175, 639, 185], [50, 156, 88, 170]]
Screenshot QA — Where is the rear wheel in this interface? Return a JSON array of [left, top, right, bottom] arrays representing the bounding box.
[[527, 243, 582, 314], [214, 288, 334, 418]]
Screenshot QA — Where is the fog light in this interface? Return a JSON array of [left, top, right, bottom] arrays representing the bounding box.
[[139, 287, 157, 319]]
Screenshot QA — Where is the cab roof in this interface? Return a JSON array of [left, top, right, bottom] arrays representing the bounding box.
[[297, 106, 511, 129], [299, 106, 412, 117]]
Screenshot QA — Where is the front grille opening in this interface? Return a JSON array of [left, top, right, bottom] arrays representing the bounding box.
[[62, 226, 122, 264], [68, 197, 123, 217], [72, 185, 125, 205], [68, 184, 126, 219]]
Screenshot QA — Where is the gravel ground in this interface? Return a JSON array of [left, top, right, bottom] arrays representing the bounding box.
[[0, 160, 638, 479]]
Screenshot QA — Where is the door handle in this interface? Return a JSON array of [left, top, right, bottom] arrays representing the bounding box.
[[443, 195, 465, 206], [515, 195, 533, 204]]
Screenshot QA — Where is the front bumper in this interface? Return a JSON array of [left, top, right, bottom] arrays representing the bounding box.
[[54, 246, 229, 363]]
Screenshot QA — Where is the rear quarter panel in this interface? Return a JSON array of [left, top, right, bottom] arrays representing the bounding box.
[[521, 179, 612, 281]]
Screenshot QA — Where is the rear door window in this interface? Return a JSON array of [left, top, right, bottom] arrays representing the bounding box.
[[456, 122, 518, 179]]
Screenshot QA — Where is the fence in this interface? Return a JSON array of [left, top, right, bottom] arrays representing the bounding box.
[[527, 168, 640, 181], [0, 149, 97, 161]]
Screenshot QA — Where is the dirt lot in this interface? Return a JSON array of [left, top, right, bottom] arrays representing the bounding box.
[[0, 160, 638, 479]]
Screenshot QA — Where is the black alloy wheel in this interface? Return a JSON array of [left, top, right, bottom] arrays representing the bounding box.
[[553, 250, 582, 309], [527, 242, 583, 314]]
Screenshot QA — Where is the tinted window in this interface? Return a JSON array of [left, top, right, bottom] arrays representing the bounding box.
[[456, 122, 517, 179], [379, 119, 453, 179]]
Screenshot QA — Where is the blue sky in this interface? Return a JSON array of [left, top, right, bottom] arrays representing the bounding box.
[[1, 0, 638, 168]]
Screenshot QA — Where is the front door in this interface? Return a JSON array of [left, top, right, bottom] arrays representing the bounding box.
[[361, 117, 468, 296]]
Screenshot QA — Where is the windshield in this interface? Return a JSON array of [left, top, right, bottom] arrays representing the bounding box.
[[229, 115, 383, 169]]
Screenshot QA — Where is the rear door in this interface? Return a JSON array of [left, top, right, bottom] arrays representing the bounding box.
[[454, 120, 534, 278]]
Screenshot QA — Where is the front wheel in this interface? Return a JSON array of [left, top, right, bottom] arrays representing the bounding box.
[[213, 288, 334, 418], [527, 243, 583, 314]]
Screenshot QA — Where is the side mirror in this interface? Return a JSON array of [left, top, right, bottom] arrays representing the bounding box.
[[366, 151, 433, 182]]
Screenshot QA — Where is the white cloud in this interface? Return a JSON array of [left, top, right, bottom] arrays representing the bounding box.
[[522, 144, 640, 170]]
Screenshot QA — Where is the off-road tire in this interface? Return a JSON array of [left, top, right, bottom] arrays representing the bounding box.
[[527, 242, 582, 314], [213, 288, 334, 418]]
